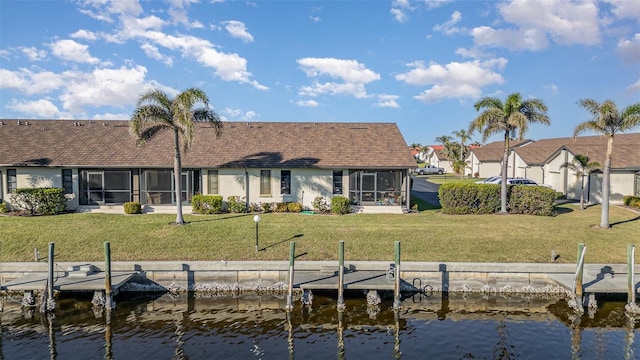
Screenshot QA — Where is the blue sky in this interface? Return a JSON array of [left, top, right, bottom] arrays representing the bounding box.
[[1, 0, 638, 146]]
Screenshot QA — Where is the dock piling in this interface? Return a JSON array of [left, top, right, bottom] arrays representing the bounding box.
[[104, 241, 114, 310], [628, 244, 636, 306], [337, 241, 345, 310], [393, 241, 401, 311], [42, 242, 56, 312], [286, 241, 295, 311], [572, 243, 586, 310]]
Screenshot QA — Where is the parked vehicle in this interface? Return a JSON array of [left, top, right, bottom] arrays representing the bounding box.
[[414, 165, 444, 175], [476, 176, 551, 187], [475, 176, 508, 184]]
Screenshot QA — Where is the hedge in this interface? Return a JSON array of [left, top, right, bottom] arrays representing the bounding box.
[[331, 196, 351, 215], [192, 195, 224, 214], [9, 188, 67, 215], [123, 202, 142, 214], [439, 183, 556, 216]]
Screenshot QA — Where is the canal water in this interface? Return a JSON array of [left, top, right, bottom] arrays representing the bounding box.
[[1, 291, 637, 359]]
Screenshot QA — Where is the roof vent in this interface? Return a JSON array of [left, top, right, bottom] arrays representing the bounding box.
[[102, 122, 107, 126], [17, 120, 21, 125], [0, 121, 4, 125], [25, 121, 29, 125]]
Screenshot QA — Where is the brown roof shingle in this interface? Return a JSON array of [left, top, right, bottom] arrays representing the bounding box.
[[0, 120, 416, 169]]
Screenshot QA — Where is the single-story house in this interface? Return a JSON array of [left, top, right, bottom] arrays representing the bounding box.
[[0, 120, 416, 214], [467, 133, 640, 204]]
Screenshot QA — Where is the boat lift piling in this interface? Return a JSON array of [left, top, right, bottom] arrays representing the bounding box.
[[393, 241, 401, 311], [286, 241, 295, 311], [337, 241, 345, 310]]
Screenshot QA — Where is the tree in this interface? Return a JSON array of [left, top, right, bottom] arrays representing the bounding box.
[[435, 135, 453, 145], [452, 129, 472, 178], [560, 154, 601, 210], [130, 88, 223, 225], [573, 99, 640, 228], [469, 92, 550, 213]]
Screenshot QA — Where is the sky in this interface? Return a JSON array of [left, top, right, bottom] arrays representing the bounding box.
[[1, 0, 639, 146]]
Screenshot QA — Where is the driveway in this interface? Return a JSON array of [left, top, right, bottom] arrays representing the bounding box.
[[411, 176, 440, 207]]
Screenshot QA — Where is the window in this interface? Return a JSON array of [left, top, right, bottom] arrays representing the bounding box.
[[62, 169, 73, 194], [333, 170, 343, 194], [281, 170, 291, 195], [208, 170, 219, 194], [7, 169, 17, 194], [79, 169, 131, 205], [260, 170, 271, 196]]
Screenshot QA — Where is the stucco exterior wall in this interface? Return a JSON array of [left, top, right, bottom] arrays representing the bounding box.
[[477, 162, 501, 179], [588, 171, 636, 204], [203, 168, 344, 210]]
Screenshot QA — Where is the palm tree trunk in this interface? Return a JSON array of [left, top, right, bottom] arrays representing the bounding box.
[[500, 132, 509, 213], [600, 135, 613, 228], [174, 129, 185, 225], [579, 174, 585, 210]]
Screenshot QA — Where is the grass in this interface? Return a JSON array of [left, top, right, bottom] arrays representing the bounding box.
[[420, 174, 483, 184], [1, 204, 638, 264]]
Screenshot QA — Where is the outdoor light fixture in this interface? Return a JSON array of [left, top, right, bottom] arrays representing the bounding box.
[[253, 215, 261, 252]]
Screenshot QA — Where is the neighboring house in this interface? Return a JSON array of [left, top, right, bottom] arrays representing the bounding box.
[[427, 147, 454, 174], [468, 133, 640, 204], [0, 120, 416, 214]]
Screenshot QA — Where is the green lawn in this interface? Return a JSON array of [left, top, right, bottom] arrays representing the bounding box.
[[419, 174, 483, 184], [1, 204, 638, 264]]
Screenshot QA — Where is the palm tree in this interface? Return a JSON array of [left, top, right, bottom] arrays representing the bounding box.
[[560, 154, 601, 210], [435, 135, 453, 145], [130, 88, 223, 225], [573, 99, 640, 228], [452, 129, 472, 178], [469, 92, 550, 213]]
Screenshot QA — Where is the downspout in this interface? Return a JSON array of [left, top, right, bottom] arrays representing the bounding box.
[[563, 150, 569, 195], [540, 165, 545, 184], [245, 167, 249, 210], [406, 170, 411, 211]]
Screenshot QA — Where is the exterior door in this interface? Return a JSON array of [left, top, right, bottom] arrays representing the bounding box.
[[87, 172, 104, 204], [361, 173, 376, 204]]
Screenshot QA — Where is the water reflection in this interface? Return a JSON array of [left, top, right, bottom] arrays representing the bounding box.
[[0, 291, 638, 359]]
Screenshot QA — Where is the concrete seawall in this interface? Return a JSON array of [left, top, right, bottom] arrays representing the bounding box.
[[4, 260, 634, 296]]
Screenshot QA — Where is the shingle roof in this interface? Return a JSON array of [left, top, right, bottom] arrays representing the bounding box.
[[479, 133, 640, 169], [0, 120, 416, 169]]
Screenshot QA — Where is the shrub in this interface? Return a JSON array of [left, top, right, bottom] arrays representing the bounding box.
[[275, 202, 289, 212], [630, 199, 640, 209], [331, 196, 350, 215], [123, 201, 142, 214], [192, 195, 223, 214], [9, 188, 67, 215], [287, 202, 302, 213], [261, 202, 273, 213], [439, 183, 501, 215], [227, 195, 247, 213], [0, 201, 7, 213], [248, 202, 262, 213], [474, 172, 480, 178], [508, 186, 556, 216], [623, 196, 640, 206], [312, 196, 330, 213]]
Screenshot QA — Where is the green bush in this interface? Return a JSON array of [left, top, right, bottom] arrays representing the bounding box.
[[331, 196, 351, 215], [261, 202, 273, 213], [0, 201, 7, 213], [248, 202, 262, 213], [123, 201, 142, 214], [9, 188, 67, 215], [627, 197, 640, 209], [227, 195, 247, 213], [275, 202, 289, 212], [508, 186, 556, 216], [439, 183, 502, 214], [287, 202, 302, 213], [312, 196, 330, 213], [623, 196, 640, 206], [192, 195, 223, 214], [439, 183, 555, 216]]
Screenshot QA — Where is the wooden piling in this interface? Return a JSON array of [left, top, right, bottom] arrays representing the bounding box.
[[393, 241, 401, 311], [286, 241, 295, 311], [574, 243, 586, 308], [337, 240, 345, 310], [47, 242, 54, 306], [104, 241, 114, 309], [628, 244, 636, 306]]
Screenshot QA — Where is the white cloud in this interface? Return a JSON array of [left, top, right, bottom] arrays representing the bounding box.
[[241, 111, 257, 121], [49, 39, 100, 64], [373, 94, 400, 108], [6, 99, 70, 118], [473, 0, 601, 51], [603, 0, 640, 21], [224, 108, 243, 117], [70, 29, 99, 41], [544, 83, 559, 96], [391, 0, 452, 23], [58, 65, 156, 112], [616, 33, 640, 64], [395, 59, 507, 103], [140, 43, 174, 66], [20, 47, 47, 61], [433, 10, 463, 35], [222, 108, 258, 120], [92, 112, 131, 120], [0, 68, 66, 95], [296, 99, 319, 107], [223, 20, 254, 43], [297, 58, 380, 99], [626, 78, 640, 94]]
